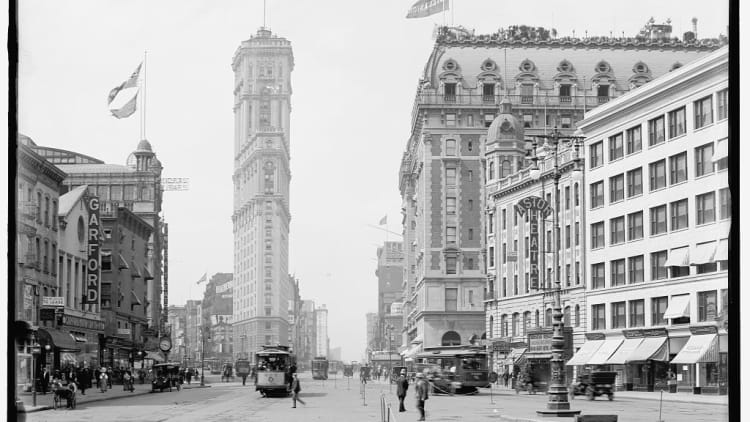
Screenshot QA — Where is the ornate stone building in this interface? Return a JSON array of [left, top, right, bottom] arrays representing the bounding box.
[[399, 20, 724, 361], [231, 27, 294, 358]]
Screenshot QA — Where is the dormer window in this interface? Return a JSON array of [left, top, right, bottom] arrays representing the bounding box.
[[444, 83, 457, 102], [520, 84, 534, 104], [597, 85, 610, 102], [483, 83, 495, 102], [559, 84, 571, 101]]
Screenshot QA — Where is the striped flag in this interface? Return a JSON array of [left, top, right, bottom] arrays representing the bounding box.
[[108, 63, 142, 119], [196, 272, 208, 285], [406, 0, 448, 19], [379, 215, 388, 225]]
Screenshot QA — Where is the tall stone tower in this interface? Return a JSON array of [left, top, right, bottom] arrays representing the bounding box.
[[231, 27, 294, 360]]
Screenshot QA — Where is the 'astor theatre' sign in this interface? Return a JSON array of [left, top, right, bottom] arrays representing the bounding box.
[[514, 196, 552, 290], [84, 196, 101, 305]]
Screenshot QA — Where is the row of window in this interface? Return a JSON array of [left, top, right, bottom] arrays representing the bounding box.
[[590, 289, 726, 331], [589, 89, 728, 169], [590, 142, 727, 209], [86, 184, 155, 202], [591, 245, 728, 289], [20, 185, 59, 230], [590, 188, 730, 249], [492, 263, 582, 298], [488, 185, 581, 235], [490, 305, 582, 338]]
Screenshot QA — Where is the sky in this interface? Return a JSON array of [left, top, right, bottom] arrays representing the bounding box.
[[15, 0, 730, 363]]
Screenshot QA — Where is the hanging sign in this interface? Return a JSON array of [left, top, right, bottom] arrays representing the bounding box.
[[84, 196, 101, 304], [515, 196, 552, 290]]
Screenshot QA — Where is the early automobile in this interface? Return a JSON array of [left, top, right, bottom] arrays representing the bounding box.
[[151, 362, 182, 393], [569, 371, 616, 401]]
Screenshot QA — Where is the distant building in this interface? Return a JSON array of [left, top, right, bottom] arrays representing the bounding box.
[[231, 27, 295, 356], [297, 300, 317, 367], [184, 300, 202, 364], [314, 305, 329, 357], [287, 275, 301, 358], [365, 312, 379, 353], [376, 242, 405, 353], [202, 273, 233, 361], [329, 347, 342, 362], [167, 305, 187, 363]]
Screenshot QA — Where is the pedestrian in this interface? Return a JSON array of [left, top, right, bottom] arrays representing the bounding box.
[[186, 368, 193, 385], [77, 367, 87, 395], [396, 368, 409, 412], [503, 370, 509, 388], [99, 369, 108, 393], [290, 373, 305, 408], [414, 372, 429, 421], [40, 367, 50, 395], [106, 367, 113, 389]]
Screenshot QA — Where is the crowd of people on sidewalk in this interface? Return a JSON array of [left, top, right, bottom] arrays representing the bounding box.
[[35, 365, 153, 396]]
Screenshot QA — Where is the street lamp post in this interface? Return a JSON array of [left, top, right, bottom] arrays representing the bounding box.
[[384, 323, 394, 392], [200, 327, 206, 387], [528, 128, 583, 417]]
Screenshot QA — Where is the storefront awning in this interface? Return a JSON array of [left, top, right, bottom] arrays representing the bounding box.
[[715, 239, 729, 261], [401, 343, 422, 359], [566, 340, 604, 366], [605, 338, 643, 365], [142, 266, 154, 280], [131, 290, 143, 305], [61, 352, 77, 364], [664, 247, 690, 267], [690, 242, 716, 265], [131, 261, 142, 278], [73, 335, 87, 343], [37, 328, 81, 352], [146, 351, 165, 362], [671, 334, 719, 364], [626, 337, 669, 362], [502, 348, 527, 366], [587, 338, 623, 365], [663, 295, 691, 319]]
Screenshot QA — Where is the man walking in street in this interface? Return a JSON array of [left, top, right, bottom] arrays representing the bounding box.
[[396, 368, 409, 412], [290, 373, 305, 408], [414, 372, 429, 421], [40, 367, 50, 395]]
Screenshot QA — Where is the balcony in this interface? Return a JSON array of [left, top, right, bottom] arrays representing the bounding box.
[[416, 92, 605, 109]]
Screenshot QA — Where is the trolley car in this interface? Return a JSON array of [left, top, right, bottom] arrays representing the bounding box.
[[255, 345, 296, 396], [415, 346, 493, 394], [311, 356, 329, 380]]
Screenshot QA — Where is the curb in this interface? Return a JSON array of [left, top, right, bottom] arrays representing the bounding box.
[[19, 385, 212, 413]]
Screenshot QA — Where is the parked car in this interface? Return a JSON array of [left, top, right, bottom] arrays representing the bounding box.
[[569, 371, 616, 401], [151, 363, 182, 393]]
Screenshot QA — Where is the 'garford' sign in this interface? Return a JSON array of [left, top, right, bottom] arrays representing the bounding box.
[[84, 196, 101, 305]]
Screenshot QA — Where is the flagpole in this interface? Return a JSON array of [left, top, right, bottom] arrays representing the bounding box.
[[450, 0, 453, 27], [142, 50, 147, 140]]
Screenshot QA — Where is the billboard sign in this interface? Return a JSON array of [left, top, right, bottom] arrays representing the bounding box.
[[515, 196, 552, 290], [42, 296, 65, 307]]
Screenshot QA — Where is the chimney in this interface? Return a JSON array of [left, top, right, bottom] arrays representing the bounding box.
[[692, 17, 698, 38]]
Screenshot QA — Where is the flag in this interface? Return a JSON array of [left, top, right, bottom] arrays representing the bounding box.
[[379, 215, 387, 225], [196, 273, 207, 285], [406, 0, 448, 19], [108, 63, 142, 119]]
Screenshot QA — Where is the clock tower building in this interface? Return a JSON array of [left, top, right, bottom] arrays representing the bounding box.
[[231, 27, 294, 359]]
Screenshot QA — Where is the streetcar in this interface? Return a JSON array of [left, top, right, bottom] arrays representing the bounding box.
[[311, 356, 329, 380], [415, 345, 493, 394], [328, 360, 342, 376], [255, 345, 296, 396]]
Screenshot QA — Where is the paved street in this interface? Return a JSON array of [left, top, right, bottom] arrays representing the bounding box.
[[23, 374, 728, 422]]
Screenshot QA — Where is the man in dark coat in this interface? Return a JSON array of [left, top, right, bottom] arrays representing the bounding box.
[[290, 373, 305, 408], [40, 367, 50, 394], [396, 368, 409, 412]]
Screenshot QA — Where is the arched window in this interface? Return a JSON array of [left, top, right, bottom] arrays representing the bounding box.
[[575, 305, 580, 327], [441, 331, 461, 346], [500, 314, 508, 337], [523, 311, 531, 336], [489, 316, 494, 338], [500, 160, 512, 178], [564, 306, 571, 326], [512, 312, 520, 336], [489, 161, 495, 180], [535, 310, 540, 327], [545, 308, 553, 327], [44, 196, 50, 227]]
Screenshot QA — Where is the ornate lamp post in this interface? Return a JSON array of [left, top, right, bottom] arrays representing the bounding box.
[[527, 127, 583, 417], [200, 326, 207, 387]]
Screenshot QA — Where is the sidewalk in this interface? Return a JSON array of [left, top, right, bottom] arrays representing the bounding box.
[[16, 381, 211, 413], [614, 390, 727, 406]]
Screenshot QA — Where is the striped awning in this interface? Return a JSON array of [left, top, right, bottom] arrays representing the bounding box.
[[626, 337, 669, 362], [131, 262, 142, 278], [118, 254, 129, 270], [605, 338, 643, 365], [502, 348, 527, 366], [671, 334, 719, 364], [142, 266, 154, 280], [566, 340, 603, 366], [146, 351, 165, 362], [587, 339, 623, 365], [715, 239, 729, 261], [690, 242, 716, 265], [131, 290, 143, 305], [663, 295, 691, 319]]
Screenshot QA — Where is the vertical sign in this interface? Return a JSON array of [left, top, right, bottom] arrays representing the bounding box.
[[85, 196, 101, 305], [515, 196, 552, 291]]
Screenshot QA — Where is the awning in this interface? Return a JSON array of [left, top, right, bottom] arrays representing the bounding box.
[[37, 329, 81, 352], [664, 247, 690, 267], [401, 343, 422, 359], [671, 334, 719, 364], [131, 262, 142, 278], [73, 335, 87, 343], [566, 340, 604, 366], [146, 351, 165, 362], [142, 266, 154, 280], [717, 222, 731, 239], [605, 338, 643, 365], [118, 253, 129, 270], [663, 295, 691, 319], [502, 347, 527, 366], [715, 239, 728, 261], [587, 338, 623, 365], [690, 242, 716, 265], [525, 352, 552, 361], [712, 138, 728, 162], [60, 352, 77, 364], [626, 337, 669, 362], [131, 290, 143, 305]]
